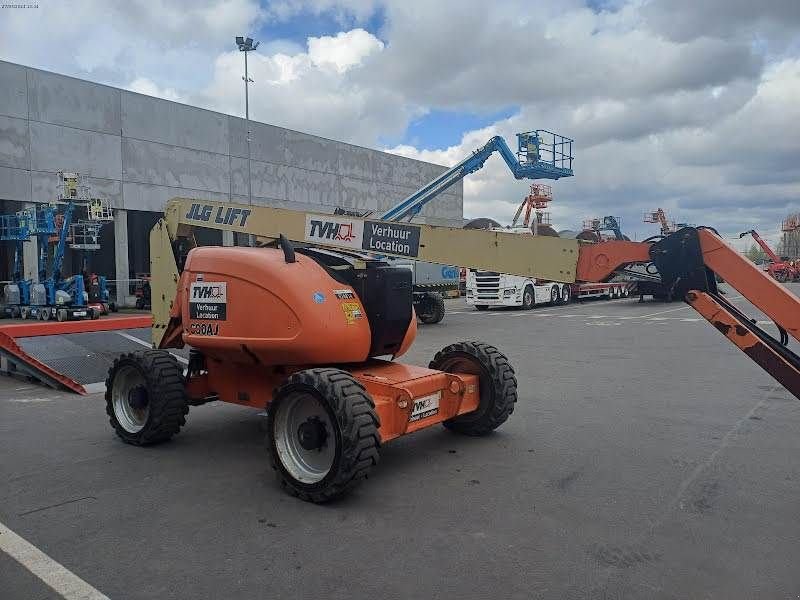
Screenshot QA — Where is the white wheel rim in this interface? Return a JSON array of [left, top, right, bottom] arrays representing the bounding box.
[[273, 392, 335, 484], [112, 365, 150, 433], [524, 289, 533, 306]]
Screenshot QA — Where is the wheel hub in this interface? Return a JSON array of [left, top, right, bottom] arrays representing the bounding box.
[[128, 386, 148, 411], [297, 416, 328, 451]]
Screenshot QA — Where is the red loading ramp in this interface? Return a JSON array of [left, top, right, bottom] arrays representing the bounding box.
[[0, 314, 152, 338], [0, 331, 87, 395]]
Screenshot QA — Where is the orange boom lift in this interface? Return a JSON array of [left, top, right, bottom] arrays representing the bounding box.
[[103, 199, 800, 502]]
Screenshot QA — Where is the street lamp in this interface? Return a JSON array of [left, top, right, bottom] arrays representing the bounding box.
[[235, 36, 259, 209]]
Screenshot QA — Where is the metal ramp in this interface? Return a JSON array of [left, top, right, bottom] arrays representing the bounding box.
[[0, 323, 188, 394]]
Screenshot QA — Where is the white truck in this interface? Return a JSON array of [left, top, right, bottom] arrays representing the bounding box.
[[464, 228, 632, 310]]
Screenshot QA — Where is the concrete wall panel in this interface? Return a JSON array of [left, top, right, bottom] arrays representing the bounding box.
[[228, 117, 286, 164], [338, 144, 374, 180], [375, 152, 424, 187], [122, 92, 229, 155], [31, 172, 122, 208], [30, 121, 121, 179], [0, 61, 28, 119], [340, 177, 378, 211], [27, 69, 121, 134], [123, 182, 229, 212], [231, 157, 286, 201], [285, 131, 338, 174], [122, 139, 229, 193], [376, 182, 419, 213], [284, 166, 339, 206], [0, 167, 31, 202], [0, 116, 30, 170]]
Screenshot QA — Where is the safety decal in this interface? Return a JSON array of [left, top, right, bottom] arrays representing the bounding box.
[[409, 391, 440, 422], [340, 301, 363, 324], [313, 291, 326, 304], [189, 282, 227, 321], [333, 289, 356, 300]]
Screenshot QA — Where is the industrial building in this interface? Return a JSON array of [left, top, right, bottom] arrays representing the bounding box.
[[0, 59, 463, 304]]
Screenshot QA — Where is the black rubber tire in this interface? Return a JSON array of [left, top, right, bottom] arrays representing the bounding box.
[[105, 350, 189, 445], [429, 341, 517, 436], [417, 292, 446, 324], [550, 285, 559, 306], [521, 285, 535, 310], [110, 302, 118, 313], [267, 368, 380, 503], [475, 305, 489, 311], [559, 284, 572, 305]]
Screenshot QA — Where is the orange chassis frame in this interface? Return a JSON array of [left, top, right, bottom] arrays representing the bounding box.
[[185, 359, 480, 443]]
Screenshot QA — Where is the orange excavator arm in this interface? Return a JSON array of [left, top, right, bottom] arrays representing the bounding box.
[[577, 227, 800, 398]]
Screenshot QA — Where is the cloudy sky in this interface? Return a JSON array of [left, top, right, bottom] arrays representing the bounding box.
[[2, 0, 798, 247]]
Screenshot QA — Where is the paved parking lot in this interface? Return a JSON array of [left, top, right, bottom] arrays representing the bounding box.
[[2, 286, 799, 599]]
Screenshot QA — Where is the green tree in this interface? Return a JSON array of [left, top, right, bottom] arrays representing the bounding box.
[[745, 243, 767, 263]]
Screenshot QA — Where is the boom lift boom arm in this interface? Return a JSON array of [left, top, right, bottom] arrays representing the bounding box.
[[379, 131, 573, 222], [154, 199, 800, 401]]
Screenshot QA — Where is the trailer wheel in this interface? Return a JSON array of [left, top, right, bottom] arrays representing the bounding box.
[[550, 285, 559, 305], [417, 292, 446, 324], [559, 284, 572, 305], [267, 368, 380, 503], [105, 350, 188, 445], [430, 341, 517, 436], [521, 285, 535, 310]]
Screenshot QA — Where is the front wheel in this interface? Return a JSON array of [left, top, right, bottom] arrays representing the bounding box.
[[429, 341, 517, 436], [105, 350, 189, 445], [521, 285, 535, 310], [267, 368, 380, 503]]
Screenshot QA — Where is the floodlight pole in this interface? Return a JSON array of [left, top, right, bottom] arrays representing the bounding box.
[[236, 36, 258, 208], [244, 48, 252, 207]]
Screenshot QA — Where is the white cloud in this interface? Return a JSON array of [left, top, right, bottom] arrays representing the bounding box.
[[196, 28, 414, 145], [127, 78, 182, 101], [307, 29, 384, 73]]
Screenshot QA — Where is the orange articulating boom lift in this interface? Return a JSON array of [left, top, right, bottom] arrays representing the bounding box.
[[103, 198, 800, 502]]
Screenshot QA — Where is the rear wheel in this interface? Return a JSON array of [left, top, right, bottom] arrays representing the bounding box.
[[105, 350, 188, 445], [559, 284, 572, 305], [550, 285, 559, 305], [521, 285, 535, 310], [267, 368, 380, 503], [429, 341, 517, 436], [416, 292, 445, 324]]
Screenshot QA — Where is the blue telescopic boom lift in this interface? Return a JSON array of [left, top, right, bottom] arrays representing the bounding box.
[[375, 130, 573, 324]]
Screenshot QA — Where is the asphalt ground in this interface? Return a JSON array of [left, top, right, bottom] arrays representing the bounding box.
[[1, 284, 799, 599]]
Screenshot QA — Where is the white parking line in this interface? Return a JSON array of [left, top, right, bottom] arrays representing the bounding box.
[[0, 521, 110, 600], [115, 332, 189, 365]]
